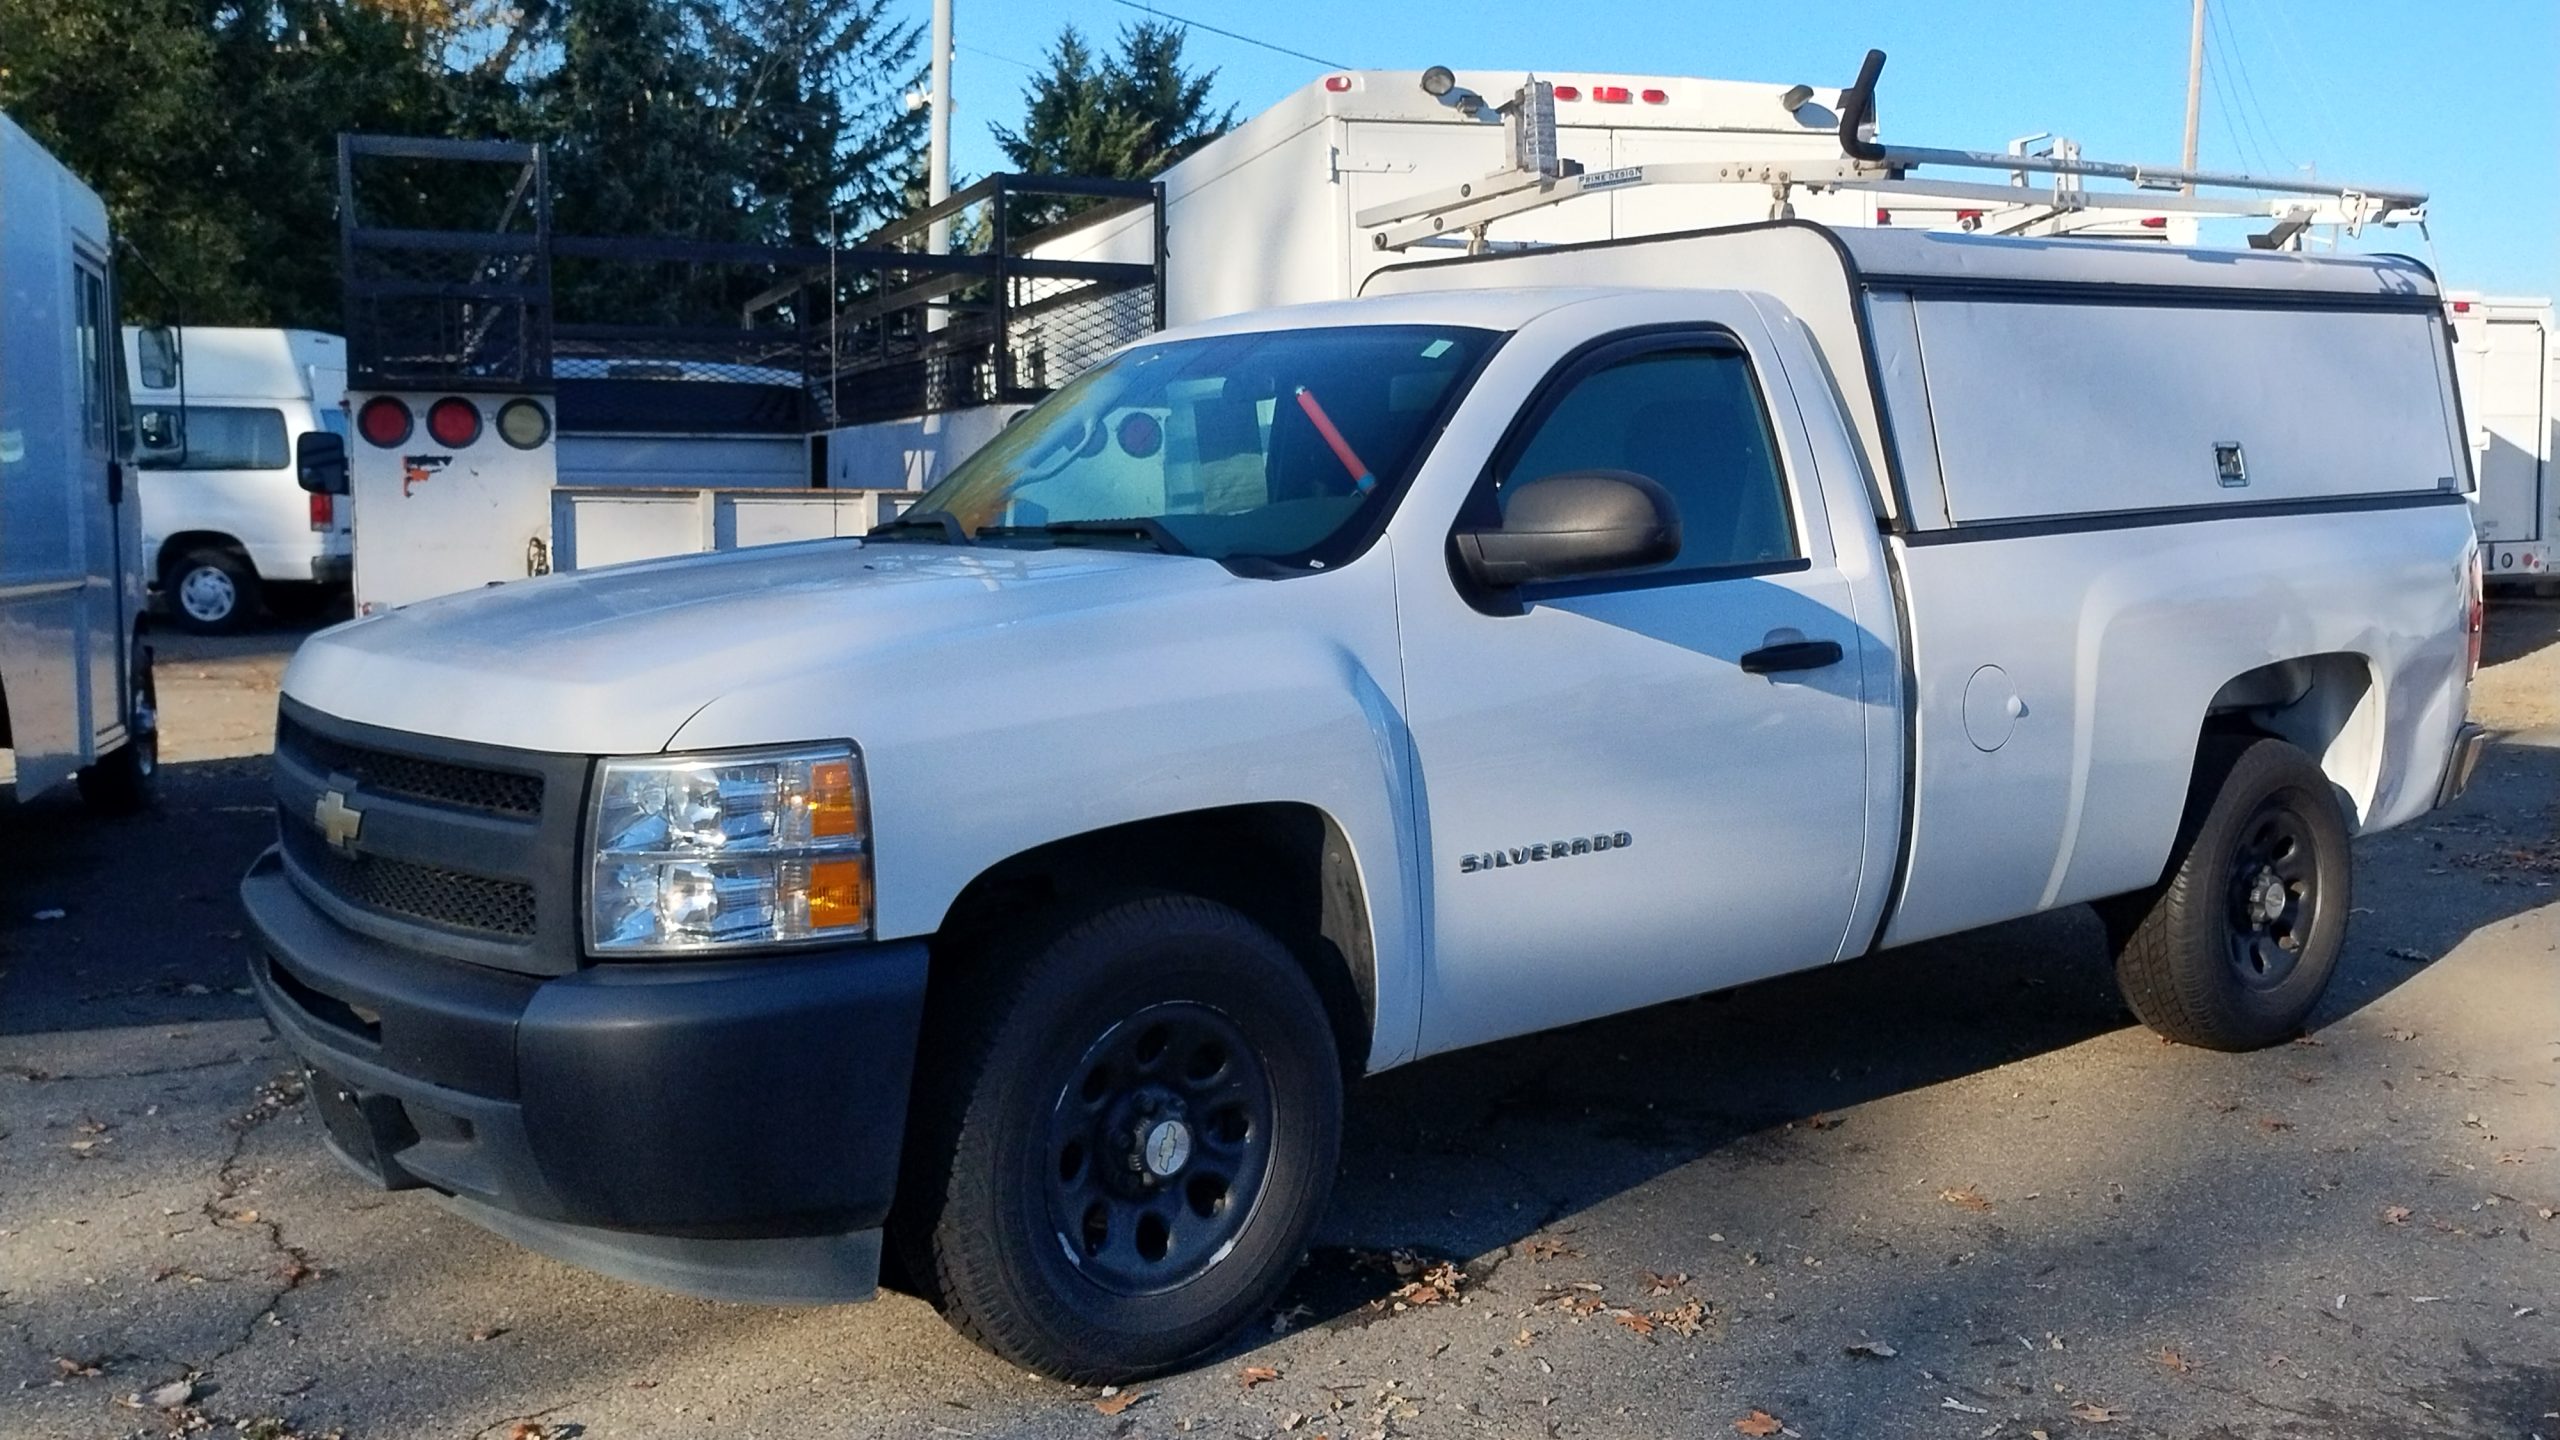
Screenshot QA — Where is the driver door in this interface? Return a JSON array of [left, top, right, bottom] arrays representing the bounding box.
[[1395, 311, 1876, 1056]]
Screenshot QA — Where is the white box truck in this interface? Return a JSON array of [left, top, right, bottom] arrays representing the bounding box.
[[2445, 293, 2554, 587], [243, 219, 2483, 1381], [0, 114, 157, 809], [127, 325, 355, 632]]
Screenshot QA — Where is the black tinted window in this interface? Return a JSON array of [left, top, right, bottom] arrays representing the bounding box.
[[137, 406, 289, 471], [1502, 347, 1796, 573]]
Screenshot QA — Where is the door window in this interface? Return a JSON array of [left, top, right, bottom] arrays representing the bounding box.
[[75, 266, 112, 450], [1499, 345, 1797, 576], [135, 406, 290, 470]]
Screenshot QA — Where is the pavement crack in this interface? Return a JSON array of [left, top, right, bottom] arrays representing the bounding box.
[[5, 1054, 252, 1084], [190, 1069, 320, 1370]]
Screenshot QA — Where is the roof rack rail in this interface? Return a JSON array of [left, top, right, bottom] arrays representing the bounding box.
[[1361, 49, 2427, 254]]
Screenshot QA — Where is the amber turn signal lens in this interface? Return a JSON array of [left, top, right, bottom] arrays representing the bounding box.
[[805, 857, 870, 931], [808, 758, 862, 839]]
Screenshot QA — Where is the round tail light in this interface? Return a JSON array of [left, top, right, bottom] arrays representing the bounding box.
[[426, 397, 482, 448], [356, 396, 413, 448], [495, 398, 552, 450]]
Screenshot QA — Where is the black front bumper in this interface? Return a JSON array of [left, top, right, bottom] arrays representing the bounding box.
[[241, 847, 929, 1304]]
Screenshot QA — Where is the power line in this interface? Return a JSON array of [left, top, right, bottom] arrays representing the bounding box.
[[2201, 27, 2271, 176], [1105, 0, 1351, 71], [958, 42, 1036, 72], [2208, 0, 2296, 170]]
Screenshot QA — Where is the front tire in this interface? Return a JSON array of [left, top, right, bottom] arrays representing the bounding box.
[[164, 546, 260, 635], [2109, 736, 2351, 1051], [899, 895, 1343, 1383]]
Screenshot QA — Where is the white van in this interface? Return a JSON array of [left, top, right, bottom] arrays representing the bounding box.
[[0, 114, 156, 809], [126, 326, 353, 632]]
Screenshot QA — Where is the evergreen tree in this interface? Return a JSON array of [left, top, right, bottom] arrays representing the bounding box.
[[993, 20, 1234, 210]]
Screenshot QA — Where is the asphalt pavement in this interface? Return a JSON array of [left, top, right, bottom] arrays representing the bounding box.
[[1, 605, 2552, 1440]]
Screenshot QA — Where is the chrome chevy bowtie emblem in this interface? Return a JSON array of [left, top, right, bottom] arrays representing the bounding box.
[[315, 789, 364, 851], [1142, 1119, 1192, 1178]]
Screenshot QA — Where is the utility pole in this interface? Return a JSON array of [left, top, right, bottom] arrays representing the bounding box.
[[2181, 0, 2206, 193], [928, 0, 954, 256]]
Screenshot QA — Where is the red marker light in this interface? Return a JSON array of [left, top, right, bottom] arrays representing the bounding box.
[[1591, 85, 1632, 104], [2451, 299, 2472, 313], [356, 396, 412, 448], [2140, 215, 2169, 229], [1324, 74, 1352, 92], [1956, 208, 1985, 222], [1552, 84, 1581, 101], [1875, 208, 1893, 225], [1639, 88, 1669, 104], [426, 397, 482, 448], [309, 493, 332, 531]]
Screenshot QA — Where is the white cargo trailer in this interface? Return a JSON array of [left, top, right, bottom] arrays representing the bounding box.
[[2446, 293, 2554, 586], [0, 113, 157, 809]]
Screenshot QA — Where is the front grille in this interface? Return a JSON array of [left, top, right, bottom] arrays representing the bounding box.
[[281, 822, 538, 939], [278, 713, 544, 818]]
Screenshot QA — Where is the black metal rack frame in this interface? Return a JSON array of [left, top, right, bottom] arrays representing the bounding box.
[[339, 134, 1165, 430]]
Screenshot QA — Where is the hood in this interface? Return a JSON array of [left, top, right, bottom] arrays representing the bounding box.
[[281, 539, 1239, 753]]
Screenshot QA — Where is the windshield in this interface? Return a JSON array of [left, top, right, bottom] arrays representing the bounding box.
[[892, 324, 1495, 569]]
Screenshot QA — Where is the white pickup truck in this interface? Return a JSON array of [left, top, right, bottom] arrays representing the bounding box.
[[243, 222, 2486, 1382]]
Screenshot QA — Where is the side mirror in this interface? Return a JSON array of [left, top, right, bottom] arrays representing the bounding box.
[[296, 430, 350, 496], [135, 325, 182, 391], [1454, 469, 1681, 588]]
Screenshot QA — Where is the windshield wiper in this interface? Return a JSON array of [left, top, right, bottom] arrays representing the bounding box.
[[977, 518, 1193, 556], [866, 508, 973, 544]]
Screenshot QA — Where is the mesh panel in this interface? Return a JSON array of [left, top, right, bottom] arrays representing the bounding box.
[[1003, 278, 1157, 396], [281, 821, 538, 940], [277, 714, 544, 818]]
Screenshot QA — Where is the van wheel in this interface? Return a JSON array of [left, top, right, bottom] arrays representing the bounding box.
[[899, 895, 1343, 1384], [2108, 736, 2350, 1051], [165, 547, 259, 634], [77, 645, 157, 814]]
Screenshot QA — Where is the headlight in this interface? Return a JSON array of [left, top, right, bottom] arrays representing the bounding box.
[[586, 743, 871, 955]]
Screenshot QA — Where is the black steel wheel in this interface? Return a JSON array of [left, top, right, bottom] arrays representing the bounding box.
[[897, 894, 1343, 1383], [1044, 1001, 1276, 1297], [2109, 736, 2352, 1051]]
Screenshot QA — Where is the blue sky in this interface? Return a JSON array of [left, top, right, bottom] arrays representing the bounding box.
[[941, 0, 2558, 298]]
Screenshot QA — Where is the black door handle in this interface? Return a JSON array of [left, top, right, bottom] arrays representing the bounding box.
[[1739, 639, 1844, 674]]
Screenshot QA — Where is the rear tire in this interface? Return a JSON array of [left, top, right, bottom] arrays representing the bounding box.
[[897, 894, 1343, 1384], [77, 644, 157, 814], [2108, 736, 2350, 1051], [164, 546, 259, 635]]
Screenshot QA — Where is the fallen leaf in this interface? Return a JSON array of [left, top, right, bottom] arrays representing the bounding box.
[[469, 1326, 508, 1342], [2386, 1027, 2419, 1042], [2515, 1306, 2539, 1319], [1238, 1365, 1281, 1390], [1522, 1236, 1580, 1262], [2070, 1401, 2125, 1423], [2156, 1347, 2192, 1373], [1941, 1397, 1988, 1414], [2257, 1116, 2294, 1133], [52, 1356, 103, 1379], [1094, 1389, 1149, 1416], [1939, 1186, 1994, 1213], [2386, 946, 2431, 964], [505, 1423, 553, 1440], [1612, 1309, 1656, 1336], [2382, 1205, 2413, 1225], [1734, 1410, 1784, 1436], [1654, 1299, 1706, 1336], [141, 1379, 197, 1409], [1641, 1269, 1689, 1295], [1804, 1112, 1845, 1130], [1844, 1339, 1897, 1358]]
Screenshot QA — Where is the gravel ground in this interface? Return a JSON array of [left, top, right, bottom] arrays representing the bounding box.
[[1, 603, 2553, 1440]]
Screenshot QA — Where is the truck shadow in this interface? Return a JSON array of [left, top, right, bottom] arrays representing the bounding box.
[[1272, 731, 2560, 1342], [2482, 592, 2560, 668]]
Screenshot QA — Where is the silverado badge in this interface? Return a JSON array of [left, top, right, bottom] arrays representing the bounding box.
[[1460, 831, 1632, 874]]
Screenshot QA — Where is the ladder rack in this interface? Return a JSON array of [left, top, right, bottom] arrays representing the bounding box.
[[1362, 49, 2426, 255]]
